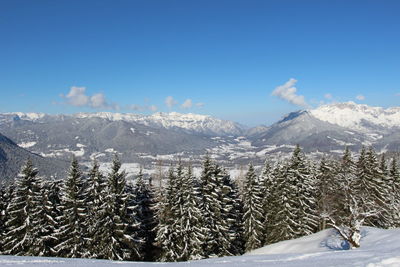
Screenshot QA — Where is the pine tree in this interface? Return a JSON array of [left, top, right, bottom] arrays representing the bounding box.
[[155, 166, 179, 261], [258, 159, 276, 245], [0, 184, 14, 253], [131, 168, 157, 261], [322, 147, 379, 249], [3, 160, 42, 255], [389, 158, 400, 227], [213, 164, 241, 256], [289, 145, 318, 237], [54, 156, 88, 258], [199, 156, 233, 257], [357, 147, 388, 227], [242, 164, 264, 252], [264, 163, 286, 244], [175, 165, 205, 261], [268, 146, 318, 244], [85, 160, 107, 258], [29, 180, 58, 256], [95, 155, 142, 261], [221, 171, 244, 255], [315, 157, 337, 231]]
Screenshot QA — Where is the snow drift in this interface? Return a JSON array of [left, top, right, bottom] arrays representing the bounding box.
[[1, 227, 400, 266]]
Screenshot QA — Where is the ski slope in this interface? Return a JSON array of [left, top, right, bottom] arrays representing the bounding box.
[[1, 227, 399, 266]]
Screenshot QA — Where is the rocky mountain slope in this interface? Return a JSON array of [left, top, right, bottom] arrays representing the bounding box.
[[0, 132, 67, 182]]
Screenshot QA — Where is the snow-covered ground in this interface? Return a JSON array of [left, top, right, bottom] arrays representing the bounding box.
[[1, 227, 399, 266]]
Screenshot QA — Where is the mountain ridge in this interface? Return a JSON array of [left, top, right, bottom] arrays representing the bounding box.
[[1, 102, 400, 165]]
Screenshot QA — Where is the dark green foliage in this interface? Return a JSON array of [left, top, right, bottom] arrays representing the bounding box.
[[355, 147, 389, 227], [85, 160, 107, 258], [54, 156, 88, 258], [130, 168, 157, 261], [0, 184, 13, 252], [96, 155, 142, 261], [258, 159, 276, 245], [156, 163, 206, 261], [1, 146, 400, 259], [2, 160, 43, 255], [388, 158, 400, 227], [268, 145, 318, 244], [199, 156, 236, 257], [315, 157, 338, 231], [242, 164, 264, 252]]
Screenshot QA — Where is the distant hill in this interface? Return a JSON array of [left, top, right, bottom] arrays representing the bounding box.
[[0, 132, 68, 183]]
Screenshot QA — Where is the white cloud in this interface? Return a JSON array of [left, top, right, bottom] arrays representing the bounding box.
[[181, 99, 193, 109], [90, 93, 107, 108], [356, 94, 365, 101], [271, 78, 308, 107], [64, 86, 89, 106], [61, 86, 117, 110], [196, 102, 205, 108], [165, 96, 178, 108], [324, 93, 333, 99]]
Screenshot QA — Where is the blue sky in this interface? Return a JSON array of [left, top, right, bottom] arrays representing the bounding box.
[[0, 0, 399, 126]]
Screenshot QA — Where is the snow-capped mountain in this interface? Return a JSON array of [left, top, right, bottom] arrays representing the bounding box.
[[310, 102, 400, 132], [74, 111, 245, 136], [1, 102, 400, 166], [249, 102, 400, 154]]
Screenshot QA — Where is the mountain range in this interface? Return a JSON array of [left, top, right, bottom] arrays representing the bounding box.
[[0, 101, 399, 178]]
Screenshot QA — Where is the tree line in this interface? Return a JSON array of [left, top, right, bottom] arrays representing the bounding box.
[[0, 145, 399, 261]]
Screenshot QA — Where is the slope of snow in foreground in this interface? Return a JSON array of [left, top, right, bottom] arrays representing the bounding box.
[[1, 227, 400, 267]]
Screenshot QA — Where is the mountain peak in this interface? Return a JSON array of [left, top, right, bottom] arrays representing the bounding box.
[[310, 102, 400, 131]]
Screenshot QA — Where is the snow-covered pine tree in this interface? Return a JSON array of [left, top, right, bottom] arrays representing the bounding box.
[[85, 160, 107, 258], [360, 147, 388, 227], [377, 153, 393, 228], [155, 166, 179, 261], [96, 155, 142, 261], [264, 162, 287, 245], [242, 164, 264, 252], [221, 170, 244, 255], [199, 156, 233, 257], [175, 164, 205, 261], [389, 158, 400, 228], [213, 164, 241, 256], [0, 184, 14, 253], [288, 145, 318, 237], [380, 154, 389, 177], [316, 157, 338, 231], [322, 147, 379, 249], [259, 159, 278, 245], [131, 168, 157, 261], [2, 159, 42, 255], [29, 180, 58, 256], [54, 156, 88, 258]]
